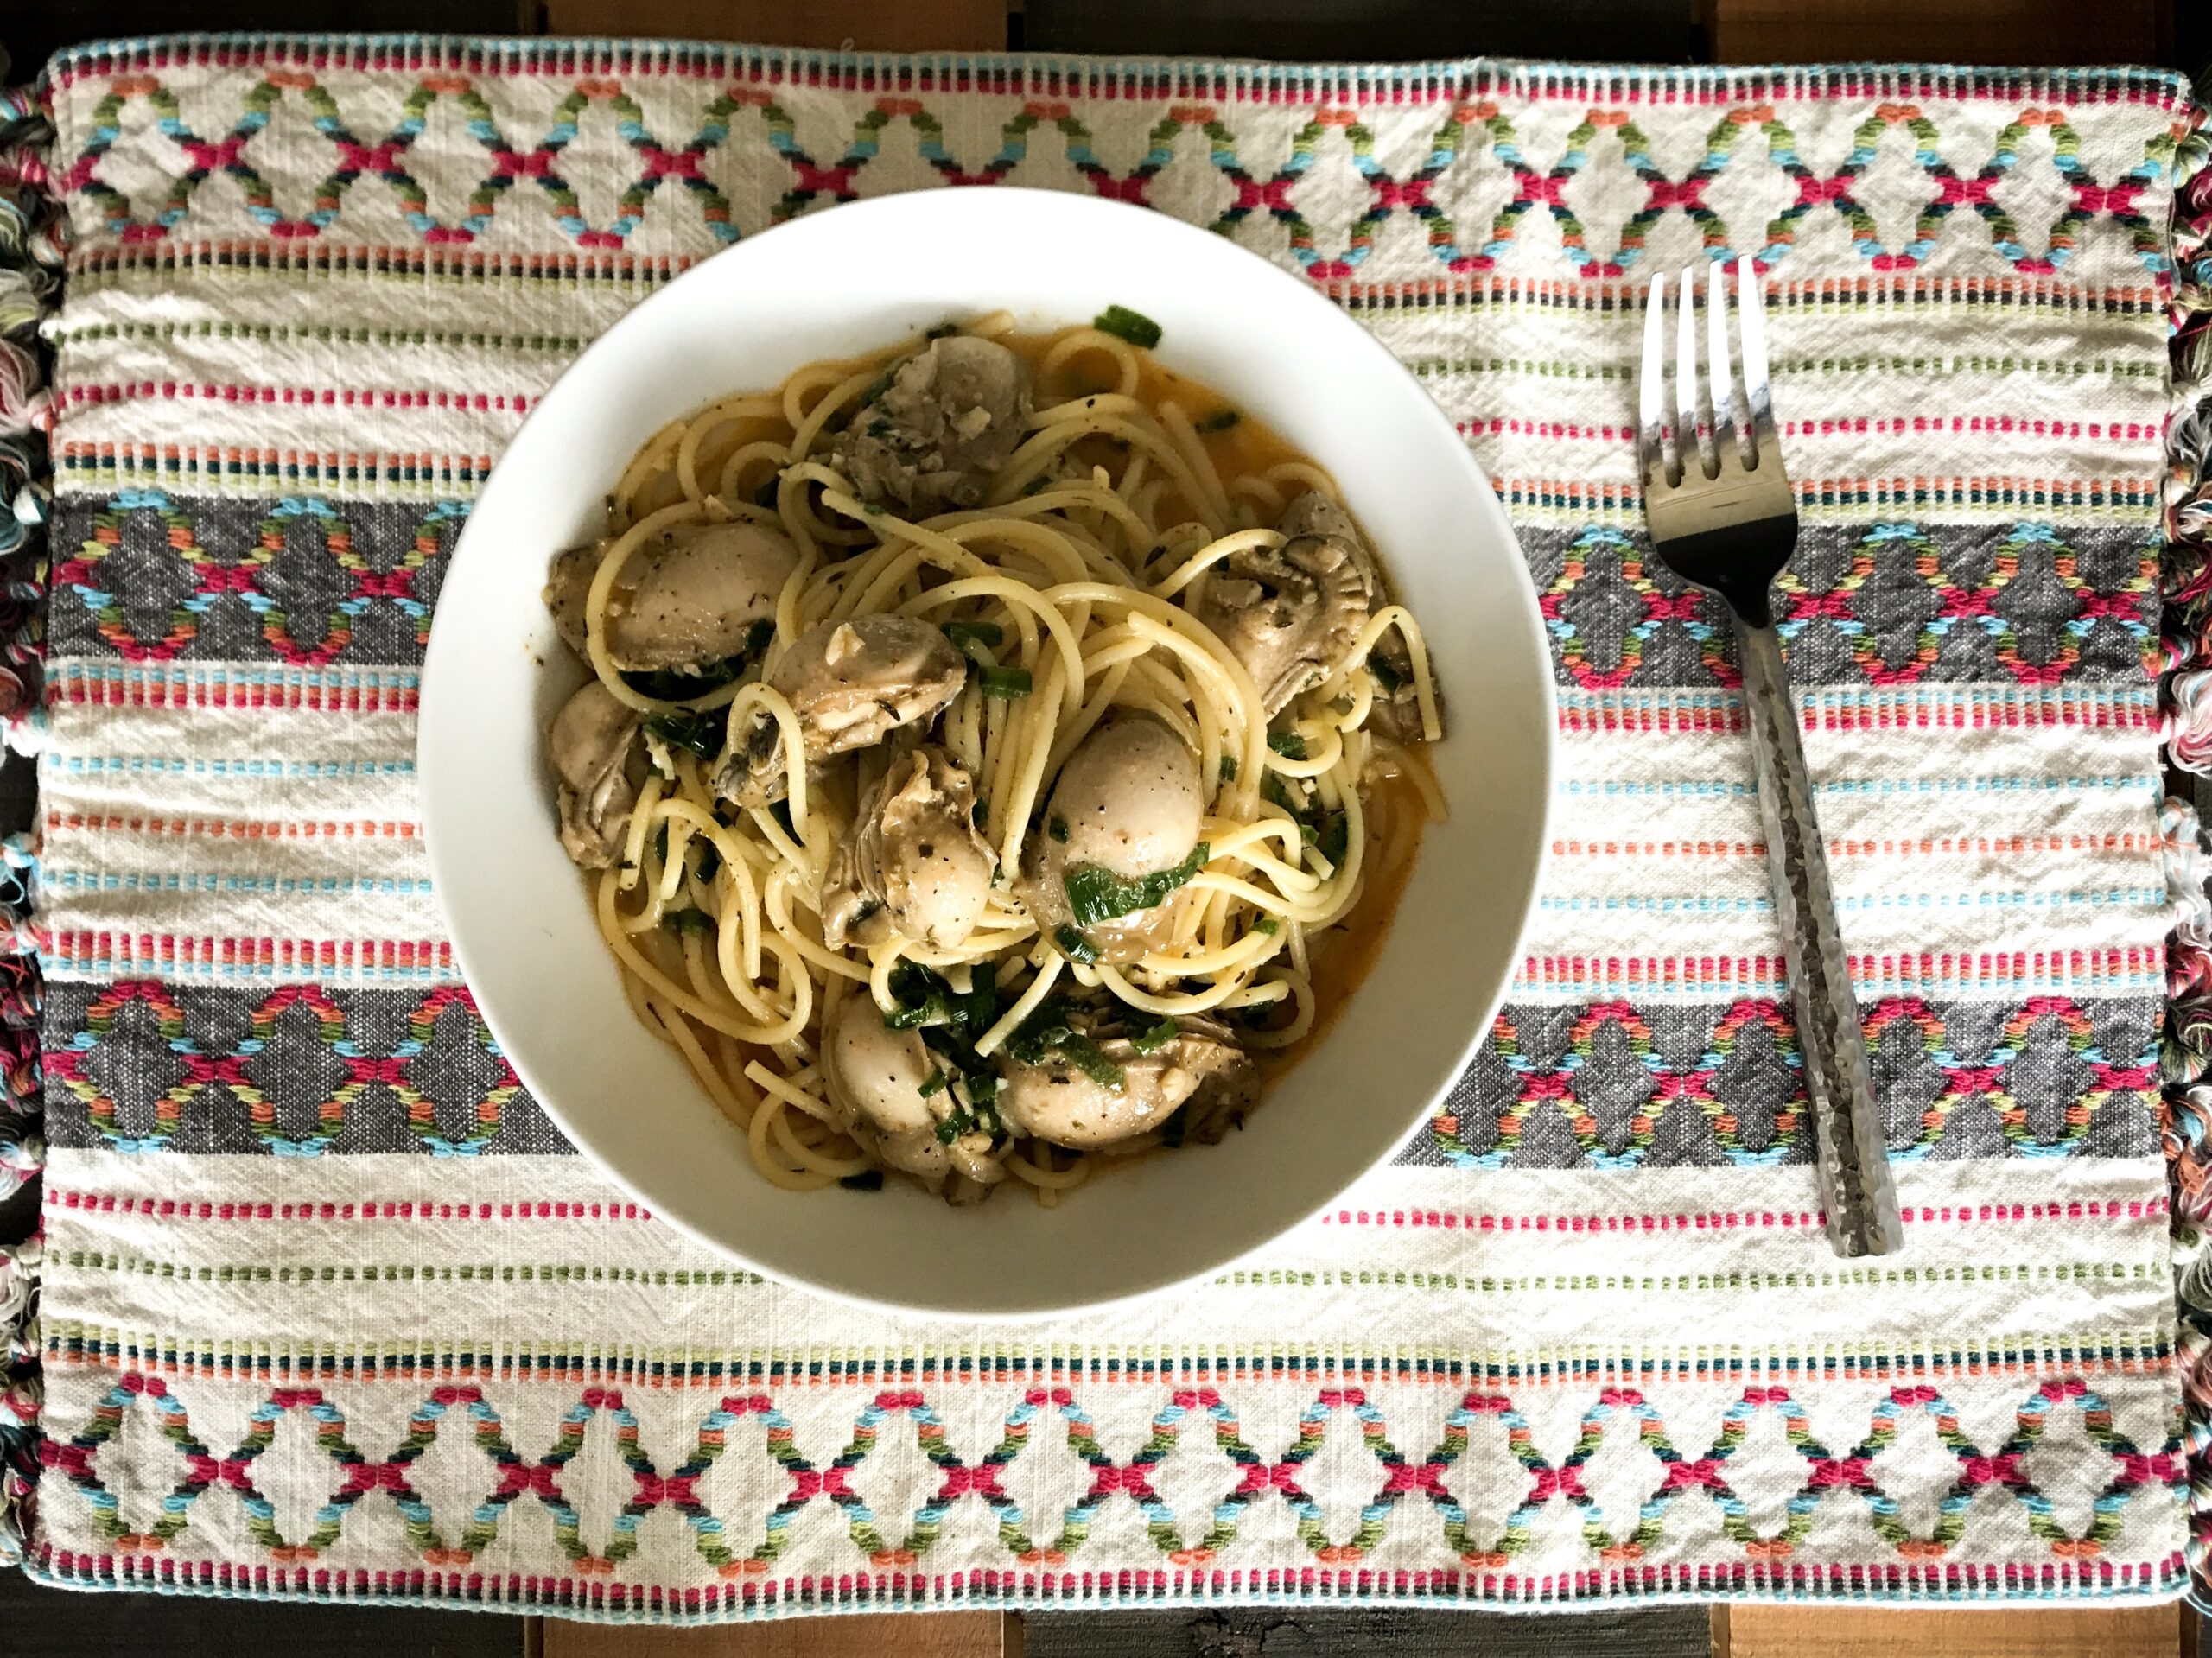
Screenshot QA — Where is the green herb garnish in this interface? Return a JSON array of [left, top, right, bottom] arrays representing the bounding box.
[[1053, 924, 1100, 965], [644, 705, 729, 760], [883, 961, 957, 1029], [1022, 474, 1052, 497], [1317, 811, 1350, 866], [1093, 304, 1163, 349], [944, 621, 1004, 659], [1255, 916, 1280, 936], [1194, 409, 1241, 435], [839, 1169, 885, 1191], [1131, 1015, 1179, 1055], [918, 1069, 948, 1098], [1268, 730, 1309, 760], [1048, 816, 1070, 844], [978, 665, 1033, 699], [1006, 998, 1126, 1090], [661, 907, 713, 936], [1063, 842, 1209, 928], [1219, 755, 1238, 784]]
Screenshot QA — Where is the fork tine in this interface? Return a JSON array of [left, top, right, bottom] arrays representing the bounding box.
[[1638, 270, 1668, 485], [1737, 252, 1775, 461], [1675, 263, 1704, 480], [1706, 258, 1737, 466]]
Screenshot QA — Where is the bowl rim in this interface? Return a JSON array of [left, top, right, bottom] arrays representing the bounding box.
[[419, 187, 1555, 1319]]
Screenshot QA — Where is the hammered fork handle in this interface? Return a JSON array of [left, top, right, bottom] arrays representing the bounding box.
[[1735, 619, 1904, 1257]]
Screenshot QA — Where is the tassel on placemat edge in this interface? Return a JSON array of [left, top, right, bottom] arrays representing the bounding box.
[[2161, 85, 2212, 1608], [0, 70, 55, 1572]]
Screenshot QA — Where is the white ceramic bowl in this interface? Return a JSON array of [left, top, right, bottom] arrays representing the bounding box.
[[419, 188, 1553, 1318]]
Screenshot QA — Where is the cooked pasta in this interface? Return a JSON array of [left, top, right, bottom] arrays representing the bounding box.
[[541, 309, 1444, 1206]]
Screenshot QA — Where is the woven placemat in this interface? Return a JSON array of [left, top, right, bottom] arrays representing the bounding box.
[[0, 35, 2205, 1620]]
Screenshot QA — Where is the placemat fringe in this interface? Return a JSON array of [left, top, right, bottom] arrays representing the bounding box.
[[0, 73, 56, 1571], [2161, 87, 2212, 1605]]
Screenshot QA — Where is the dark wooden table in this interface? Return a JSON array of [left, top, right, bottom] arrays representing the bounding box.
[[2, 0, 2207, 1652]]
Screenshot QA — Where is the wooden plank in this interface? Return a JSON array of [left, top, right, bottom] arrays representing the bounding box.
[[1027, 1605, 1712, 1657], [1718, 1604, 2183, 1658], [534, 0, 1008, 51], [1707, 0, 2159, 65], [1021, 0, 1695, 63], [0, 1566, 530, 1658], [541, 1610, 1019, 1658]]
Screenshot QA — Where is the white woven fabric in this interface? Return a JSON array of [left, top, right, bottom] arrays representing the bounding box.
[[11, 40, 2196, 1616]]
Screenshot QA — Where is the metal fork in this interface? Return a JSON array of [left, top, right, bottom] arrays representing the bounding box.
[[1638, 258, 1903, 1259]]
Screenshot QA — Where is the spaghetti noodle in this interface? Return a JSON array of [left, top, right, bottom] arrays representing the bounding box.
[[543, 310, 1445, 1206]]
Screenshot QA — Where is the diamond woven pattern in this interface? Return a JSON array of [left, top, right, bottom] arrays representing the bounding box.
[[12, 36, 2198, 1620]]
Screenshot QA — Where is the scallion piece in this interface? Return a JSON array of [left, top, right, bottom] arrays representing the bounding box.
[[944, 621, 1003, 659], [1268, 730, 1309, 760], [978, 665, 1033, 699], [1131, 1016, 1179, 1055], [1063, 842, 1209, 928], [1093, 304, 1163, 349]]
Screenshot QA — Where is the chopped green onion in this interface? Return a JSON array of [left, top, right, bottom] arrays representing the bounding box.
[[1093, 304, 1163, 349], [1022, 474, 1052, 497], [643, 705, 729, 760], [661, 907, 713, 936], [1268, 730, 1309, 760], [1006, 998, 1126, 1090], [978, 665, 1033, 700], [1131, 1016, 1179, 1055], [1255, 916, 1280, 936], [1053, 924, 1100, 965], [1063, 842, 1209, 928], [1048, 816, 1070, 843], [964, 1071, 1002, 1108], [1318, 810, 1350, 866], [944, 620, 1004, 659], [1219, 755, 1238, 784], [918, 1069, 948, 1098], [1194, 409, 1241, 435], [839, 1169, 885, 1191]]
